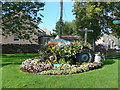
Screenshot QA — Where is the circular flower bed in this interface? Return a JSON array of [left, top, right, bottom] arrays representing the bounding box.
[[20, 58, 102, 75]]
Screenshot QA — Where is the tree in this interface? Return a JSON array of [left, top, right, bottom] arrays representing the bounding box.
[[112, 23, 120, 38], [73, 2, 120, 43], [2, 2, 45, 42], [53, 20, 77, 36], [111, 12, 120, 38]]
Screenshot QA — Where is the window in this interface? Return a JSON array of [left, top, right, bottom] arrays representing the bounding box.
[[14, 36, 20, 41]]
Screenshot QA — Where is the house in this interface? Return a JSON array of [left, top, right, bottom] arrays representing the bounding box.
[[1, 11, 50, 53], [42, 28, 51, 35], [2, 35, 38, 44], [1, 29, 46, 45], [95, 34, 120, 49], [1, 28, 48, 54]]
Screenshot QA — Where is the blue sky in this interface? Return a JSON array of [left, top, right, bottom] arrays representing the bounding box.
[[38, 1, 75, 33]]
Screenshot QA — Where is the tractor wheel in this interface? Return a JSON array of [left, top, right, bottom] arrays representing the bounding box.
[[76, 49, 94, 64], [48, 55, 57, 61]]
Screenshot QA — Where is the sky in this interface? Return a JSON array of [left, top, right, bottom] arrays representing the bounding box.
[[38, 1, 75, 33]]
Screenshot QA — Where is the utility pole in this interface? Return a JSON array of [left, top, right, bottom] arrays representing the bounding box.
[[59, 0, 63, 38]]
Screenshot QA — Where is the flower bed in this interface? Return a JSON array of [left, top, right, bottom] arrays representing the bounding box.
[[39, 63, 102, 75], [20, 58, 102, 75], [20, 41, 103, 75], [20, 58, 53, 73]]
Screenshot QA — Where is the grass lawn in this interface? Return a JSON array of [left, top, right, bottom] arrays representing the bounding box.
[[0, 53, 119, 88]]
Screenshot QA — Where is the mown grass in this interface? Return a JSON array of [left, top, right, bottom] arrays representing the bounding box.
[[1, 53, 119, 88], [0, 53, 40, 67]]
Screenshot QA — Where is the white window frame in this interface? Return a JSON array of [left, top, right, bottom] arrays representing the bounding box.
[[14, 36, 20, 42]]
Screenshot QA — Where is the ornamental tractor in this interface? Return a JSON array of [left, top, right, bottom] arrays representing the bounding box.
[[40, 35, 98, 64]]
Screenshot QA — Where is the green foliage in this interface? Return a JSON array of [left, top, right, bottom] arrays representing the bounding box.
[[2, 2, 45, 42], [58, 58, 67, 64], [45, 41, 92, 64], [53, 20, 77, 35], [76, 62, 81, 65], [111, 24, 120, 38], [45, 60, 58, 65], [73, 2, 120, 42], [39, 41, 92, 65]]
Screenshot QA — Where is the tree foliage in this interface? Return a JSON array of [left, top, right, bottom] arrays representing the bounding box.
[[112, 23, 120, 38], [73, 2, 120, 42], [111, 14, 120, 38], [53, 20, 77, 36], [2, 2, 45, 42]]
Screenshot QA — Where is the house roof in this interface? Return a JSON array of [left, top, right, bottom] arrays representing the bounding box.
[[38, 29, 46, 36]]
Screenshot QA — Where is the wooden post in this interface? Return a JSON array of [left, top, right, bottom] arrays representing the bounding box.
[[84, 28, 87, 44], [78, 28, 93, 44]]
